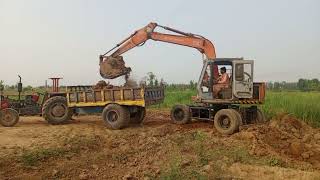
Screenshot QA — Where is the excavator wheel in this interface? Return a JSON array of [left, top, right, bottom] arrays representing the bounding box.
[[255, 109, 266, 123], [214, 109, 240, 135], [0, 108, 19, 127], [171, 104, 191, 125]]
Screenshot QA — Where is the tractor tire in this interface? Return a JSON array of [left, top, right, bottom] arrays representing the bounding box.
[[256, 109, 266, 123], [130, 107, 146, 124], [0, 108, 19, 127], [102, 104, 130, 129], [214, 109, 240, 135], [170, 104, 191, 125], [42, 96, 71, 125]]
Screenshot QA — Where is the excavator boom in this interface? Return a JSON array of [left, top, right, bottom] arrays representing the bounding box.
[[99, 22, 216, 79]]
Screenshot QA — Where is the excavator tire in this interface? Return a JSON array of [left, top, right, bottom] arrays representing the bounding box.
[[214, 109, 240, 135], [102, 104, 130, 129], [171, 104, 191, 125], [256, 109, 267, 123], [229, 109, 243, 126], [42, 96, 71, 125], [0, 108, 19, 127]]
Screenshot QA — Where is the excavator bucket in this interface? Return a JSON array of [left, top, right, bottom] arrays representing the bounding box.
[[99, 56, 132, 79]]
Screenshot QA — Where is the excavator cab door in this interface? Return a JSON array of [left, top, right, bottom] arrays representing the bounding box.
[[232, 60, 254, 98], [197, 61, 214, 100]]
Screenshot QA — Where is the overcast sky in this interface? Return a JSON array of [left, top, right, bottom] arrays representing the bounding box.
[[0, 0, 319, 86]]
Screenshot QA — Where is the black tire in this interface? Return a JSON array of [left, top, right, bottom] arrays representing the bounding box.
[[42, 96, 70, 125], [214, 109, 240, 135], [256, 109, 266, 123], [67, 108, 74, 120], [130, 107, 146, 124], [170, 104, 191, 125], [0, 108, 19, 127], [229, 109, 243, 126], [102, 104, 130, 129]]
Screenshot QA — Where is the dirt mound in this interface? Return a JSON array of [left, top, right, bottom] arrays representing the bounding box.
[[1, 111, 320, 179], [229, 163, 320, 180], [99, 56, 131, 79], [235, 114, 320, 169], [93, 80, 114, 89]]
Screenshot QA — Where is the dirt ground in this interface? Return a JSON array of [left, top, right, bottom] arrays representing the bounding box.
[[1, 110, 320, 180]]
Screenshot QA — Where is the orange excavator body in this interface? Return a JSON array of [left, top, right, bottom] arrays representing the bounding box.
[[99, 22, 218, 79]]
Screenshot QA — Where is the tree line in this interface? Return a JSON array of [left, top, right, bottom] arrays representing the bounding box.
[[267, 78, 320, 91], [1, 75, 320, 92]]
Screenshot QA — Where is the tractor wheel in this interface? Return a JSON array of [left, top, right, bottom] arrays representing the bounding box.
[[130, 107, 146, 124], [102, 104, 130, 129], [256, 109, 266, 123], [214, 109, 240, 135], [0, 108, 19, 127], [42, 96, 71, 125], [171, 104, 191, 125]]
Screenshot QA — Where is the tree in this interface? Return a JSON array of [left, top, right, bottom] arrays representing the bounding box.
[[310, 78, 319, 91], [297, 79, 307, 91], [189, 80, 197, 89], [147, 72, 156, 87], [273, 82, 281, 90], [160, 78, 165, 86], [266, 82, 274, 90], [0, 80, 4, 91], [154, 79, 159, 86], [23, 85, 33, 92]]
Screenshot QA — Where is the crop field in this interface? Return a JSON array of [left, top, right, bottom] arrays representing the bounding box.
[[157, 88, 320, 128]]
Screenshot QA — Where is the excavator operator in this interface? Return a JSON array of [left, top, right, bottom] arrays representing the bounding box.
[[213, 67, 230, 98]]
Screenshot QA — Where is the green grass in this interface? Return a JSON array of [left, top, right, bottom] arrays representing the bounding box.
[[262, 91, 320, 127], [21, 148, 67, 166], [156, 88, 320, 127]]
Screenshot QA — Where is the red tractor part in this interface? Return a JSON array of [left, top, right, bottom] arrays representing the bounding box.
[[0, 97, 9, 109], [49, 77, 62, 92]]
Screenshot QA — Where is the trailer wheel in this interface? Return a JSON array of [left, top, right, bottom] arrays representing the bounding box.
[[256, 109, 266, 123], [214, 109, 240, 135], [130, 107, 146, 124], [0, 108, 19, 127], [42, 96, 70, 125], [102, 104, 130, 129], [67, 109, 74, 120], [171, 104, 191, 124]]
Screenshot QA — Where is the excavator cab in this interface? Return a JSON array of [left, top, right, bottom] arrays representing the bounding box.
[[197, 58, 254, 101]]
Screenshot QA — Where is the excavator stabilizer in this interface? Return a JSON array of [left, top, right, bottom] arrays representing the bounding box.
[[99, 56, 132, 79]]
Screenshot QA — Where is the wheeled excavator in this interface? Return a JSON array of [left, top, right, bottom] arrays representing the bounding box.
[[99, 22, 266, 135]]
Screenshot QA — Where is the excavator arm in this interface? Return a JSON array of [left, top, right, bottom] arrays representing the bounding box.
[[99, 22, 217, 79]]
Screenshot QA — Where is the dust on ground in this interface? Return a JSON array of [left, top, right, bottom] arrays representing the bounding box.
[[0, 110, 320, 179]]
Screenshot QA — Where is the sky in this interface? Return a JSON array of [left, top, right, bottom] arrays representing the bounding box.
[[0, 0, 319, 86]]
